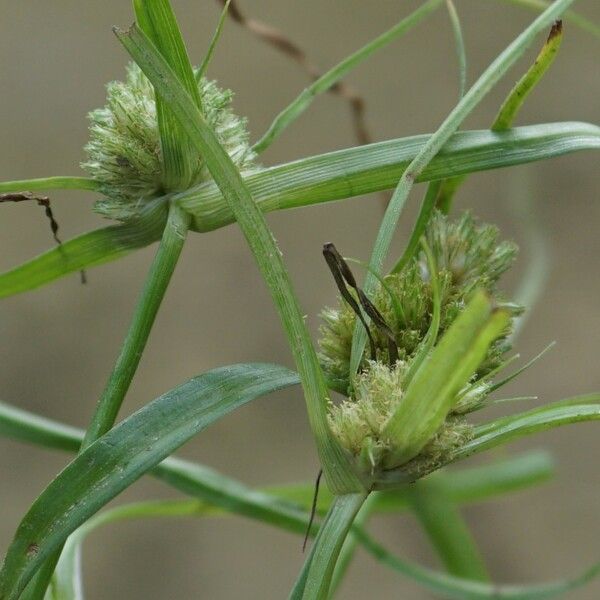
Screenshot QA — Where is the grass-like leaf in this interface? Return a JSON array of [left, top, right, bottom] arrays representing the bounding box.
[[353, 527, 600, 600], [1, 122, 597, 298], [133, 0, 202, 191], [115, 22, 364, 494], [252, 0, 443, 154], [454, 395, 600, 461], [0, 397, 555, 515], [0, 198, 167, 299], [0, 363, 299, 600], [0, 176, 98, 194], [180, 121, 600, 231], [406, 483, 489, 581], [382, 292, 509, 468], [349, 0, 576, 377], [289, 493, 367, 600], [446, 0, 467, 99]]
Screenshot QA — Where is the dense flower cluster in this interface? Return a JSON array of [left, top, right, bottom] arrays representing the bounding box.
[[321, 211, 520, 476], [82, 63, 255, 221]]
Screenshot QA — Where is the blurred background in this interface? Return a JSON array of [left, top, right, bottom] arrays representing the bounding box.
[[1, 1, 599, 598]]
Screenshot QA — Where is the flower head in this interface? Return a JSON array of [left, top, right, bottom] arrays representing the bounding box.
[[82, 63, 255, 221]]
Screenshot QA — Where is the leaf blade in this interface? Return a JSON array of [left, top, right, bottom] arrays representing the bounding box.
[[0, 363, 299, 600]]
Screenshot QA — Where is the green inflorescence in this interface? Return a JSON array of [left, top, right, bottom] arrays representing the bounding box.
[[82, 63, 256, 221], [322, 210, 520, 477]]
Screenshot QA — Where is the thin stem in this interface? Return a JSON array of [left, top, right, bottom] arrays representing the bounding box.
[[19, 202, 190, 599], [82, 202, 190, 447], [291, 493, 367, 600], [252, 0, 442, 154], [329, 493, 379, 595], [348, 0, 576, 377], [116, 23, 363, 494], [406, 482, 489, 581]]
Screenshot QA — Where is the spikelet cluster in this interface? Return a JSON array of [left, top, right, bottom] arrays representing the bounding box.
[[322, 211, 519, 477], [319, 211, 519, 390], [82, 63, 255, 221]]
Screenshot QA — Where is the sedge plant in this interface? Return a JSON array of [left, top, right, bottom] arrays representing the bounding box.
[[0, 1, 599, 598]]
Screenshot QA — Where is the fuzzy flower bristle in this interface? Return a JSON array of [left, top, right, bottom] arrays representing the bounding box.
[[82, 62, 255, 221], [327, 361, 475, 476], [319, 211, 519, 388]]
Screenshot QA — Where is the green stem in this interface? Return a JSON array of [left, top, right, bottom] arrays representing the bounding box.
[[252, 0, 442, 154], [82, 202, 190, 446], [330, 493, 379, 595], [116, 23, 363, 494], [349, 0, 576, 377], [406, 482, 489, 581], [291, 493, 367, 600], [21, 202, 189, 600]]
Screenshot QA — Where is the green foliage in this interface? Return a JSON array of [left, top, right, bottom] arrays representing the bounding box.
[[0, 0, 599, 598]]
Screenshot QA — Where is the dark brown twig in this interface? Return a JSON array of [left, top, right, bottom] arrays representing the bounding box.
[[1, 192, 87, 284]]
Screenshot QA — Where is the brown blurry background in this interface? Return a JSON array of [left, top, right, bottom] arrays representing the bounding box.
[[1, 1, 599, 598]]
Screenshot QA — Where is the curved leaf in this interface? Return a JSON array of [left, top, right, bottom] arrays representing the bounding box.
[[454, 395, 600, 461], [354, 527, 600, 600], [176, 122, 600, 232], [0, 199, 167, 298], [0, 398, 555, 514], [0, 363, 299, 600]]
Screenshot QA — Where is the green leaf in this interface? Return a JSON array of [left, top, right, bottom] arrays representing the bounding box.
[[0, 198, 167, 298], [114, 22, 363, 494], [290, 493, 367, 600], [0, 363, 299, 600], [438, 17, 564, 212], [445, 0, 467, 100], [454, 395, 600, 461], [0, 396, 556, 515], [405, 483, 489, 581], [354, 527, 600, 600], [0, 176, 99, 194], [382, 292, 510, 468], [493, 20, 563, 131], [252, 0, 443, 154], [349, 0, 576, 377], [178, 121, 600, 232], [494, 0, 600, 40], [196, 0, 231, 81], [390, 180, 441, 275], [133, 0, 202, 190], [2, 122, 598, 299]]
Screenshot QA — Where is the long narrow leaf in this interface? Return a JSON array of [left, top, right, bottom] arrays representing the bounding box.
[[133, 0, 202, 190], [349, 0, 576, 376], [454, 398, 600, 461], [0, 399, 555, 516], [0, 363, 299, 600], [1, 122, 598, 299], [115, 23, 363, 494], [382, 292, 509, 468], [178, 121, 600, 232], [252, 0, 443, 154], [0, 199, 167, 299], [0, 177, 98, 194], [354, 527, 600, 600]]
